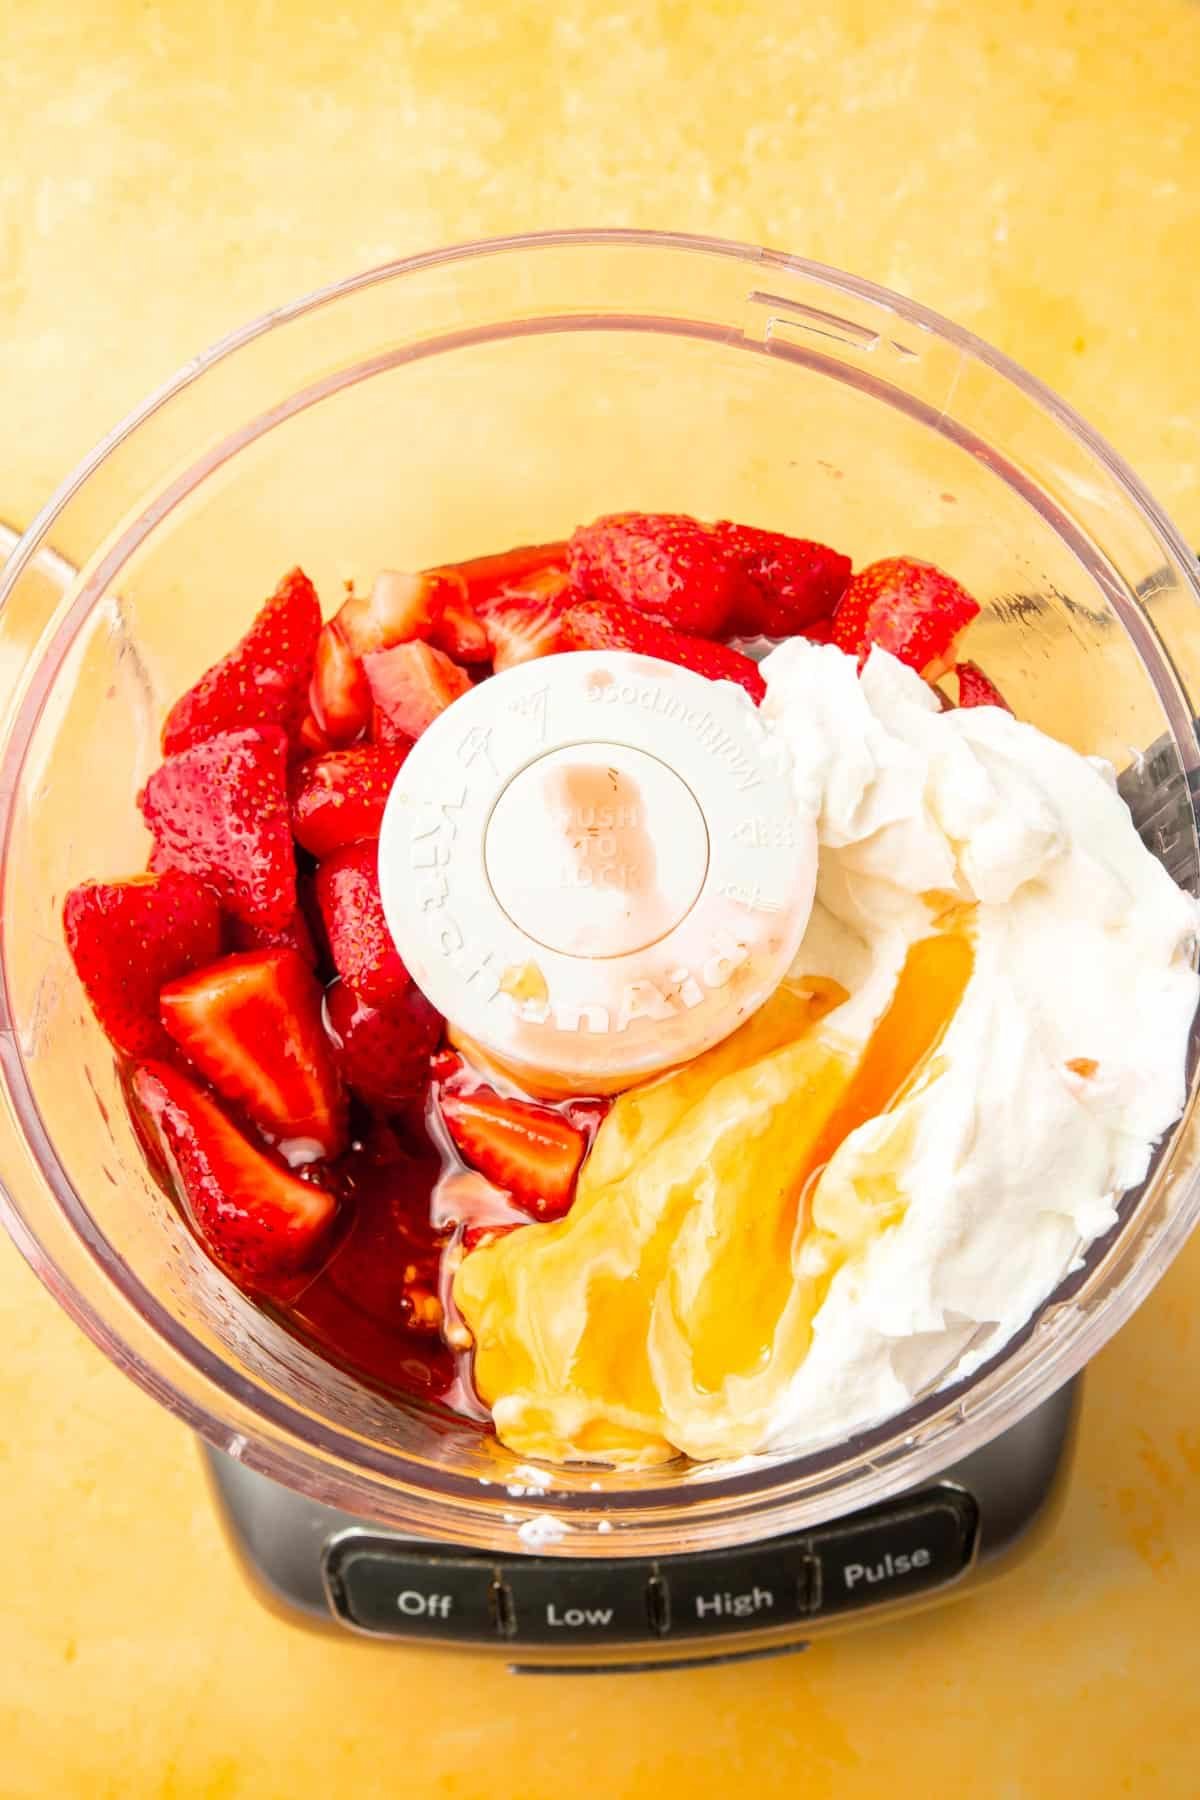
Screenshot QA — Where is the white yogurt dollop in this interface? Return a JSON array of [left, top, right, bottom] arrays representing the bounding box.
[[759, 640, 1200, 1452]]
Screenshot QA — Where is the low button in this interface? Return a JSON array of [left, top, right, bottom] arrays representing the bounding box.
[[502, 1560, 658, 1644], [327, 1541, 501, 1639], [657, 1541, 814, 1637], [812, 1490, 977, 1614]]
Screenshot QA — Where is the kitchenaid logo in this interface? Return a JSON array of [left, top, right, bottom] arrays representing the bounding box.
[[585, 679, 762, 793], [497, 932, 750, 1035]]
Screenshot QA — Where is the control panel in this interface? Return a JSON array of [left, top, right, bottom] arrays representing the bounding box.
[[323, 1487, 977, 1649]]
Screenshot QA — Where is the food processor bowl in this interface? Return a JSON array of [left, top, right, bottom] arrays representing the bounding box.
[[2, 230, 1198, 1557]]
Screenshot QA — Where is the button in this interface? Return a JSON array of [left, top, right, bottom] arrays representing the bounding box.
[[325, 1539, 501, 1638], [657, 1541, 815, 1637], [812, 1489, 977, 1614], [501, 1558, 658, 1644]]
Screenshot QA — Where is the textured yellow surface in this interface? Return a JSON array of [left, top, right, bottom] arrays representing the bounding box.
[[3, 1, 1200, 1794]]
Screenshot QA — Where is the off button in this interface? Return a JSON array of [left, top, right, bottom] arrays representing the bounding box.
[[326, 1540, 501, 1639]]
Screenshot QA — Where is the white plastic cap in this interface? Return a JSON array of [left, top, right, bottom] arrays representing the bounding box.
[[377, 652, 816, 1092]]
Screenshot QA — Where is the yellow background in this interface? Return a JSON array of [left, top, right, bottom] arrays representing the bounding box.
[[4, 1, 1200, 1793]]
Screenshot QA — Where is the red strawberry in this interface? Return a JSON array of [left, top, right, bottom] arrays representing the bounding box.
[[325, 979, 443, 1111], [831, 557, 980, 679], [430, 592, 491, 664], [362, 641, 473, 740], [438, 1084, 586, 1221], [160, 949, 346, 1158], [336, 570, 463, 656], [297, 711, 335, 757], [228, 907, 318, 966], [63, 871, 223, 1057], [309, 619, 371, 745], [955, 660, 1012, 713], [568, 512, 740, 636], [559, 599, 766, 703], [800, 617, 835, 645], [131, 1061, 338, 1285], [162, 568, 321, 754], [139, 726, 296, 931], [290, 744, 409, 857], [438, 541, 569, 606], [479, 580, 571, 671], [314, 841, 408, 1008], [715, 523, 851, 636]]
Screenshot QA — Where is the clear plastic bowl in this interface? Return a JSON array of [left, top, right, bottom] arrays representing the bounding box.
[[2, 229, 1199, 1556]]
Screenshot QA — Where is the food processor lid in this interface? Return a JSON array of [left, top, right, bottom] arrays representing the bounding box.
[[377, 652, 817, 1088]]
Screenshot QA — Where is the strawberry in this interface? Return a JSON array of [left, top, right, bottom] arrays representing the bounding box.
[[559, 599, 766, 703], [290, 744, 409, 857], [955, 660, 1012, 713], [314, 841, 408, 1008], [568, 512, 741, 636], [160, 949, 346, 1158], [131, 1061, 338, 1285], [139, 726, 296, 931], [162, 568, 321, 754], [437, 541, 569, 607], [309, 619, 372, 745], [831, 557, 980, 679], [227, 907, 318, 966], [438, 1084, 586, 1221], [336, 570, 464, 657], [800, 617, 835, 645], [297, 711, 336, 757], [63, 870, 223, 1058], [715, 523, 851, 636], [362, 641, 473, 740], [479, 582, 571, 670], [325, 979, 443, 1111], [430, 592, 491, 664]]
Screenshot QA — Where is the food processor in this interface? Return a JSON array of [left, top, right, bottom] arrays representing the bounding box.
[[2, 230, 1198, 1669]]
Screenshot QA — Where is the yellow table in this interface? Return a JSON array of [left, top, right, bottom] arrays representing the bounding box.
[[4, 2, 1200, 1793]]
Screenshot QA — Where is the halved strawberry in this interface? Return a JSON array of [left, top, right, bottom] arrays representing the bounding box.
[[309, 619, 372, 745], [568, 512, 742, 636], [63, 870, 223, 1057], [955, 660, 1012, 713], [139, 726, 296, 930], [831, 557, 980, 679], [162, 568, 321, 754], [227, 907, 318, 966], [336, 570, 464, 656], [132, 1061, 338, 1285], [715, 523, 851, 636], [314, 841, 408, 1008], [362, 641, 473, 740], [437, 541, 569, 607], [160, 949, 346, 1158], [290, 744, 409, 857], [479, 582, 571, 670], [325, 979, 443, 1111], [438, 1084, 586, 1221], [559, 599, 766, 703]]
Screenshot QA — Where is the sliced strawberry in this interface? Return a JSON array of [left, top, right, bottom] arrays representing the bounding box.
[[309, 618, 371, 745], [160, 949, 346, 1158], [131, 1061, 338, 1285], [325, 979, 443, 1111], [162, 568, 321, 754], [314, 841, 408, 1008], [955, 660, 1013, 713], [227, 907, 318, 966], [438, 541, 569, 607], [568, 512, 741, 636], [430, 592, 491, 664], [438, 1084, 586, 1221], [479, 584, 570, 670], [362, 641, 473, 740], [715, 523, 851, 636], [290, 744, 409, 857], [559, 599, 766, 703], [139, 726, 296, 930], [63, 871, 223, 1058], [831, 557, 980, 679], [336, 570, 464, 656]]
